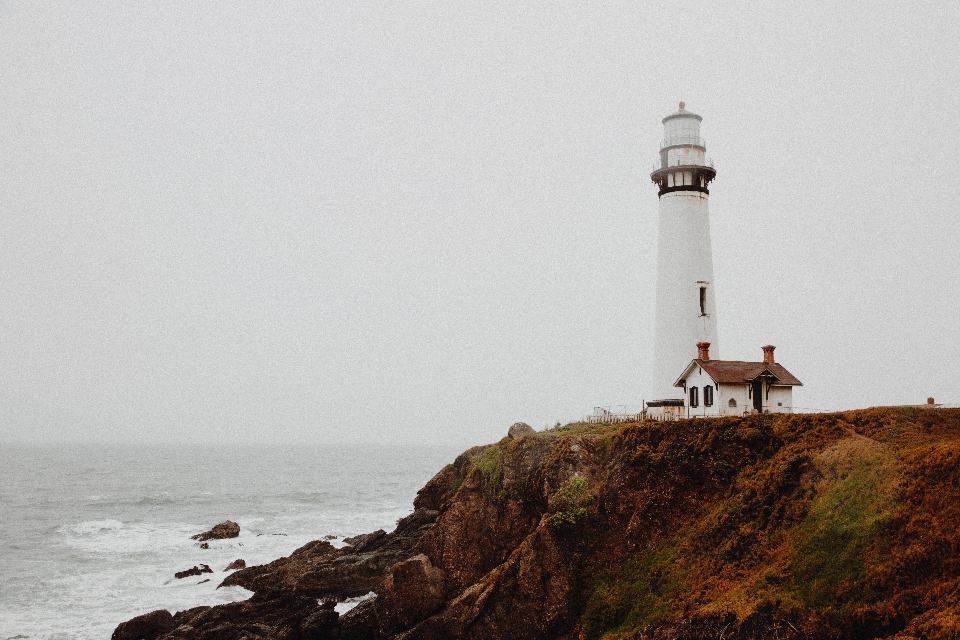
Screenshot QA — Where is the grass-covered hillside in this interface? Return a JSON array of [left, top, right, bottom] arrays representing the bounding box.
[[410, 407, 960, 640]]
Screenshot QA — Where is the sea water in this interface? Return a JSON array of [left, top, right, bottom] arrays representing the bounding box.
[[0, 442, 464, 640]]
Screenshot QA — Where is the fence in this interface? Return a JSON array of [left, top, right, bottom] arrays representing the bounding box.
[[650, 158, 714, 174], [586, 406, 645, 424], [573, 402, 959, 428]]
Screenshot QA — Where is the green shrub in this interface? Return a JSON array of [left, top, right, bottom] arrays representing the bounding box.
[[476, 445, 503, 489], [548, 475, 593, 528]]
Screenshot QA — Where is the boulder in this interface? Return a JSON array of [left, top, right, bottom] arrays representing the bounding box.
[[175, 564, 213, 579], [508, 422, 535, 439], [343, 529, 387, 552], [218, 510, 440, 601], [299, 607, 339, 638], [111, 609, 175, 640], [191, 520, 240, 541], [224, 558, 246, 571], [374, 553, 446, 635]]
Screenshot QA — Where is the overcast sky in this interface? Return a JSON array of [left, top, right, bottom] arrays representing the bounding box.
[[2, 1, 958, 446]]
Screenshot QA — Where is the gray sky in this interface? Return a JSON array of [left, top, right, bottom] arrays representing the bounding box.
[[2, 1, 958, 446]]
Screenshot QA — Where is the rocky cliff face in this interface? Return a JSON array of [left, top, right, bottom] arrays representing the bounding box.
[[114, 408, 960, 640]]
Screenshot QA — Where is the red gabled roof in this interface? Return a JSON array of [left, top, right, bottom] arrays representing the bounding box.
[[675, 360, 803, 387]]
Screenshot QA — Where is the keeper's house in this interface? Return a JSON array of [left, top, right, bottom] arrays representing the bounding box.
[[664, 342, 802, 418]]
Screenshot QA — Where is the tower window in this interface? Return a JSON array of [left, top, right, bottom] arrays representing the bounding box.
[[699, 287, 706, 315], [704, 385, 714, 406], [667, 173, 674, 187], [690, 386, 699, 408], [684, 171, 692, 185]]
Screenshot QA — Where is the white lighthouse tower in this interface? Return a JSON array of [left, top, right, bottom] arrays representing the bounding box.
[[649, 102, 718, 403]]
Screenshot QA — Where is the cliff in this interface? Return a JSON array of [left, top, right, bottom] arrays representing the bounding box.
[[114, 407, 960, 640]]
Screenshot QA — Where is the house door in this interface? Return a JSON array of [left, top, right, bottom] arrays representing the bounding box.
[[752, 380, 763, 412]]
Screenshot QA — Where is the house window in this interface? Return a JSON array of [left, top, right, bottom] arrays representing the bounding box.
[[699, 287, 706, 315], [728, 398, 737, 407], [690, 386, 699, 408], [704, 385, 714, 406]]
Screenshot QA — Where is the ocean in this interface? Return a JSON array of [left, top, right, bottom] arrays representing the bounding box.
[[0, 442, 465, 640]]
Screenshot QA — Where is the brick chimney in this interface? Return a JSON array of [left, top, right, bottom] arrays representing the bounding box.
[[697, 342, 711, 361], [761, 345, 776, 364], [928, 397, 935, 405]]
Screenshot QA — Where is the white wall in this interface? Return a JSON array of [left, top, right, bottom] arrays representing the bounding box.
[[651, 190, 718, 399], [719, 383, 749, 416], [677, 364, 721, 418], [718, 382, 794, 415], [766, 386, 794, 413]]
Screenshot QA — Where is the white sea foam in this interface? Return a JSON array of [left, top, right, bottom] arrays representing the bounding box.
[[60, 520, 198, 555], [334, 591, 377, 614], [68, 519, 123, 535], [0, 442, 461, 640]]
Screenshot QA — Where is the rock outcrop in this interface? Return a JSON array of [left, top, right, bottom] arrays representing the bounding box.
[[507, 421, 535, 439], [111, 609, 175, 640], [373, 554, 446, 636], [218, 507, 440, 602], [224, 559, 246, 571], [191, 520, 240, 541], [117, 408, 960, 640], [174, 564, 213, 579]]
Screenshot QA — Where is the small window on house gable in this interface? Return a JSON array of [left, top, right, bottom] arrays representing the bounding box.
[[728, 398, 737, 408]]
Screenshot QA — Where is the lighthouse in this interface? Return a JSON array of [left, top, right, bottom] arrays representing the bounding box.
[[649, 103, 718, 403]]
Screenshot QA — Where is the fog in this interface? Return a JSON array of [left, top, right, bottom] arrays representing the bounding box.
[[2, 1, 958, 445]]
